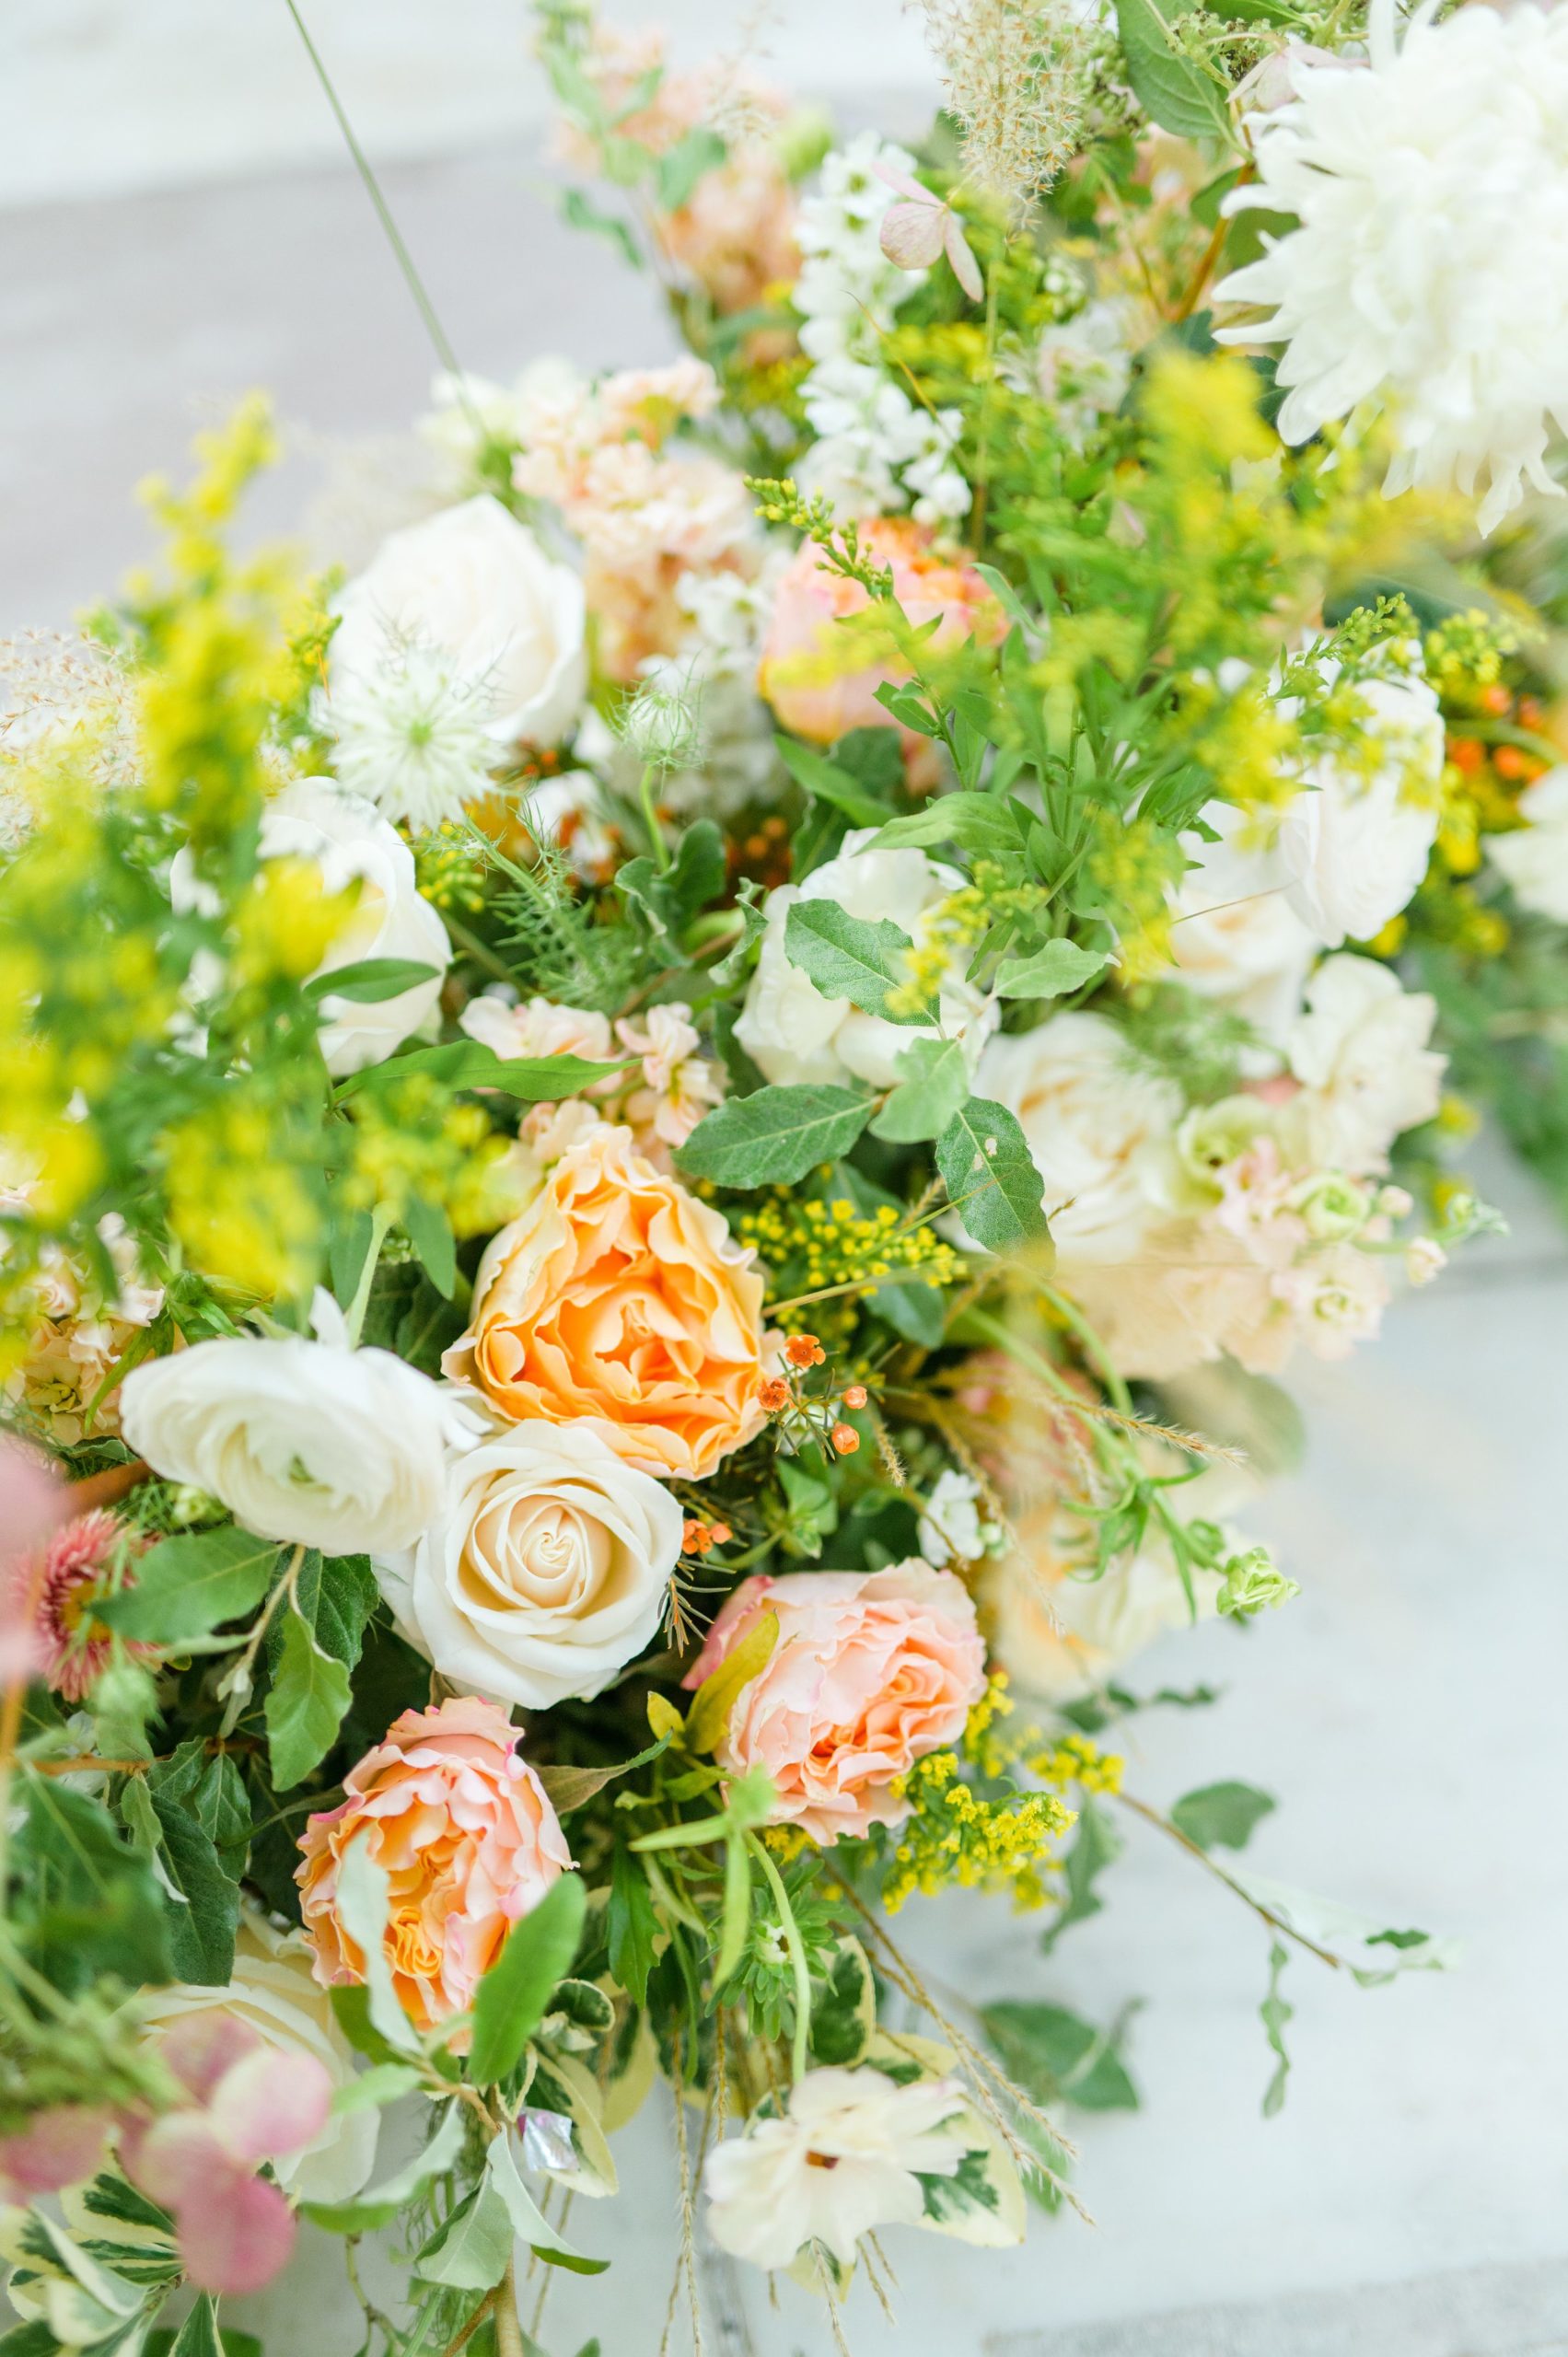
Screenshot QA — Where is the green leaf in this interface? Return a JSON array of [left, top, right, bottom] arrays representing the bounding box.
[[0, 2320, 64, 2354], [145, 2329, 261, 2357], [714, 1831, 752, 1989], [774, 737, 893, 827], [809, 1939, 875, 2068], [264, 1609, 354, 1790], [1170, 1780, 1276, 1853], [1117, 0, 1235, 143], [685, 1611, 778, 1756], [483, 2132, 600, 2268], [303, 2103, 465, 2234], [330, 1840, 423, 2056], [280, 1549, 378, 1673], [676, 1085, 872, 1188], [401, 1195, 457, 1298], [936, 1097, 1050, 1252], [330, 2061, 424, 2115], [981, 2002, 1139, 2112], [166, 2295, 222, 2357], [1260, 1939, 1293, 2118], [16, 1775, 170, 1991], [98, 1528, 279, 1644], [414, 2181, 514, 2292], [618, 820, 726, 943], [560, 186, 642, 271], [146, 1794, 238, 1985], [534, 1733, 673, 1815], [870, 1034, 971, 1144], [307, 957, 440, 1004], [994, 940, 1110, 1000], [469, 1875, 588, 2085], [337, 1040, 629, 1101], [608, 1844, 658, 2008], [871, 793, 1022, 858], [656, 124, 727, 209], [1039, 1794, 1122, 1956], [784, 900, 929, 1022]]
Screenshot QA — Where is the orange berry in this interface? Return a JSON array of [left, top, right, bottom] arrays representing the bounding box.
[[1481, 682, 1512, 715], [830, 1422, 860, 1456], [1448, 737, 1484, 773], [842, 1384, 868, 1411], [710, 1522, 733, 1546], [1493, 744, 1536, 781]]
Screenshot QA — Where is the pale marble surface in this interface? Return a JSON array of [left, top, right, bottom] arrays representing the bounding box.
[[3, 46, 1566, 2349]]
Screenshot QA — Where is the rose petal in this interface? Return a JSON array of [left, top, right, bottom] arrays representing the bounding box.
[[944, 216, 985, 304], [880, 202, 948, 273], [208, 2046, 332, 2166]]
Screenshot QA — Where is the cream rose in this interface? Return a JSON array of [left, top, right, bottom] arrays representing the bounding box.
[[122, 1292, 469, 1555], [138, 1911, 377, 2204], [974, 1013, 1183, 1262], [330, 494, 587, 750], [443, 1120, 773, 1480], [1487, 767, 1568, 922], [1277, 668, 1444, 946], [1161, 801, 1316, 1049], [735, 829, 996, 1090], [376, 1416, 683, 1709], [1283, 954, 1444, 1171]]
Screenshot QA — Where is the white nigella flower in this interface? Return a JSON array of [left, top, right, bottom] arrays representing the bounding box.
[[918, 1469, 994, 1568], [1215, 0, 1568, 536], [331, 642, 498, 830]]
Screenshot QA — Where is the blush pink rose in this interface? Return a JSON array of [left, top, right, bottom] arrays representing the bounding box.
[[684, 1560, 987, 1843], [757, 518, 1004, 760], [296, 1696, 573, 2038]]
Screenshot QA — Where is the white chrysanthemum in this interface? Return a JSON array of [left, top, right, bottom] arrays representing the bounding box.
[[331, 643, 498, 830], [1215, 0, 1568, 534]]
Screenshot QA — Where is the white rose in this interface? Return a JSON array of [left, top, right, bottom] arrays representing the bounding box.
[[734, 829, 996, 1089], [330, 494, 587, 750], [121, 1292, 468, 1555], [983, 1512, 1224, 1703], [139, 1910, 377, 2203], [1487, 767, 1568, 923], [1277, 669, 1444, 946], [375, 1416, 683, 1709], [264, 779, 451, 1076], [1283, 954, 1444, 1172], [1161, 801, 1316, 1049], [974, 1012, 1183, 1261]]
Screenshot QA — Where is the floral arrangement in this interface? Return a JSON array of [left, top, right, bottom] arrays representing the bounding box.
[[5, 0, 1561, 2345]]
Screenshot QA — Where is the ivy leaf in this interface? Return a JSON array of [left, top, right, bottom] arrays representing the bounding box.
[[469, 1875, 588, 2086], [1117, 0, 1235, 144], [936, 1097, 1050, 1252], [994, 940, 1110, 1000], [264, 1609, 354, 1791], [413, 2182, 515, 2292], [784, 900, 932, 1023], [677, 1085, 872, 1188], [306, 957, 440, 1004], [870, 1034, 971, 1143], [484, 2131, 603, 2270], [981, 2001, 1139, 2112], [98, 1528, 279, 1644], [164, 2292, 223, 2357], [1260, 1940, 1293, 2118], [1170, 1780, 1276, 1852], [305, 2105, 466, 2235]]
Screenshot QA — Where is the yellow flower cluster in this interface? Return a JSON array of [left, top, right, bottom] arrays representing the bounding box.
[[163, 1089, 321, 1304], [735, 1190, 963, 1348], [343, 1075, 519, 1240]]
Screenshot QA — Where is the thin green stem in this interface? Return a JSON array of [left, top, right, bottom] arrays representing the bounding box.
[[749, 1832, 812, 2083], [638, 763, 671, 872]]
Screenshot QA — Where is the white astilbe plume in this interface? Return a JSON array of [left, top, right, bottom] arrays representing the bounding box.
[[914, 0, 1093, 211], [1215, 0, 1568, 536], [331, 643, 499, 830]]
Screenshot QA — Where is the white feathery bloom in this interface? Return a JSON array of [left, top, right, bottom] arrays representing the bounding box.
[[1215, 0, 1568, 535], [331, 642, 498, 830]]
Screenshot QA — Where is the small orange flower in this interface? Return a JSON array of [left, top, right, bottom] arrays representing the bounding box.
[[830, 1422, 860, 1457], [759, 1376, 792, 1413], [841, 1384, 868, 1411], [710, 1522, 733, 1546], [683, 1517, 714, 1554], [785, 1335, 826, 1370]]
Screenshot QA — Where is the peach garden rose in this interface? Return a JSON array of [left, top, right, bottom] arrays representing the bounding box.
[[443, 1119, 774, 1480], [684, 1560, 988, 1842], [297, 1696, 572, 2037]]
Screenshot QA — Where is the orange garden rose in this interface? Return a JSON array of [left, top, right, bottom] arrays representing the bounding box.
[[757, 517, 1004, 757], [444, 1120, 774, 1480], [296, 1697, 571, 2036]]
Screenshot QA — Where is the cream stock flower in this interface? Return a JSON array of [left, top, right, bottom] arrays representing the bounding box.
[[443, 1120, 773, 1480], [375, 1416, 683, 1710], [1283, 954, 1444, 1172]]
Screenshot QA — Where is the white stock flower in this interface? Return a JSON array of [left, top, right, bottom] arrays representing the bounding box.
[[974, 1012, 1182, 1261], [1276, 665, 1444, 947], [736, 830, 996, 1090], [331, 642, 498, 830], [374, 1416, 683, 1710], [1487, 768, 1568, 923], [1215, 0, 1568, 535], [1161, 801, 1317, 1048], [1284, 953, 1444, 1171], [704, 2065, 971, 2270], [918, 1469, 990, 1568], [139, 1911, 377, 2203], [330, 494, 587, 750], [121, 1292, 467, 1556], [1272, 1243, 1389, 1360]]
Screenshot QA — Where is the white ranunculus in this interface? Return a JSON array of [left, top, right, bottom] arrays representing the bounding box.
[[983, 1513, 1224, 1703], [917, 1469, 989, 1568], [138, 1910, 377, 2203], [704, 2065, 971, 2270], [376, 1416, 683, 1710], [734, 829, 996, 1089], [1487, 768, 1568, 923], [1283, 954, 1444, 1173], [1161, 801, 1317, 1049], [973, 1012, 1183, 1262], [1215, 0, 1568, 536], [330, 494, 587, 750], [1275, 670, 1444, 948], [121, 1292, 468, 1556]]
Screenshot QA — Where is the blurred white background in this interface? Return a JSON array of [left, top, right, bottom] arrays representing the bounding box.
[[3, 6, 1567, 2351]]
